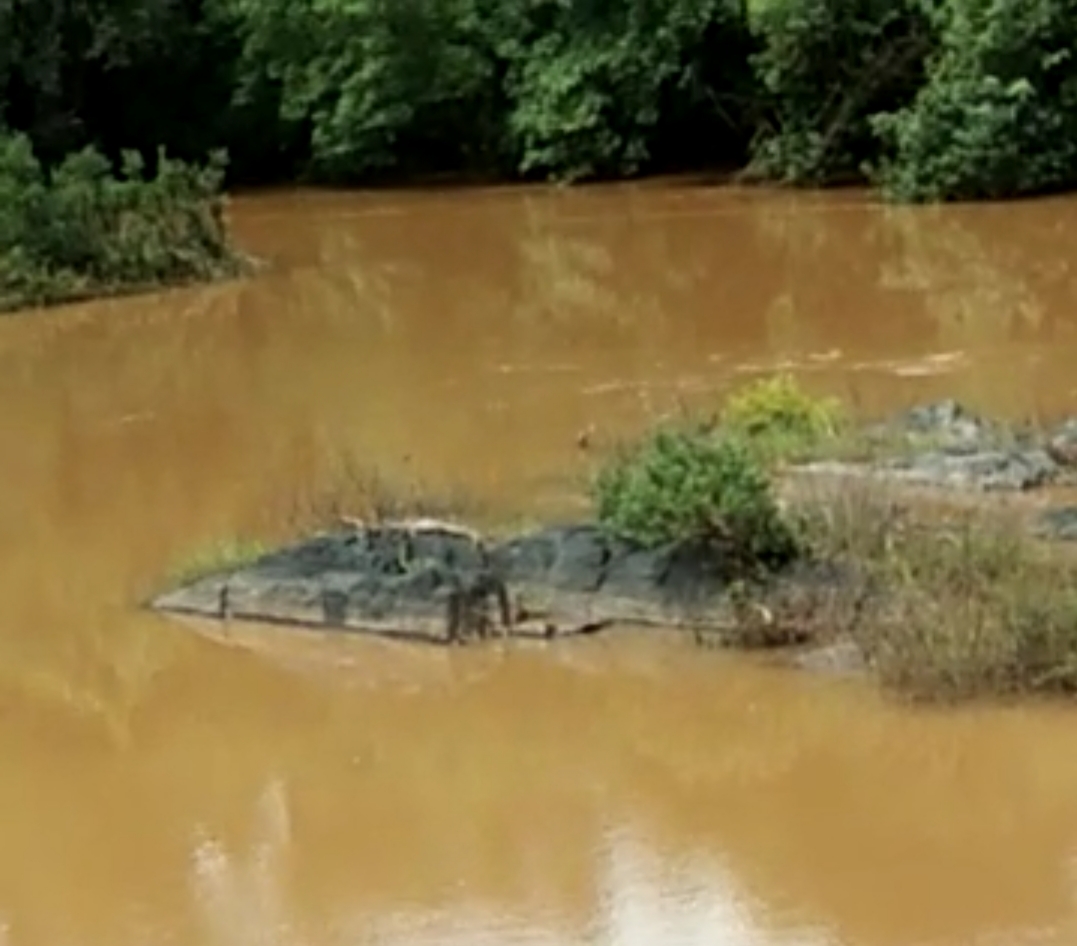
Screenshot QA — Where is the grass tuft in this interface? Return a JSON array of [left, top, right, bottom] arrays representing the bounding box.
[[167, 537, 270, 585], [793, 481, 1077, 702]]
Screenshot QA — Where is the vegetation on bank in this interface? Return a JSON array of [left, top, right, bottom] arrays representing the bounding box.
[[4, 0, 1077, 203], [0, 134, 246, 313], [593, 375, 1077, 703], [804, 485, 1077, 700], [718, 373, 847, 462], [168, 537, 271, 586]]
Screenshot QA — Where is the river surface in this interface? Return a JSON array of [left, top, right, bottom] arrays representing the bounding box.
[[3, 182, 1077, 946]]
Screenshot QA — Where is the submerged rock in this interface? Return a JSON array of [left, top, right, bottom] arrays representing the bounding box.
[[797, 448, 1059, 492], [1035, 507, 1077, 543], [1047, 418, 1077, 468], [151, 519, 847, 646], [897, 399, 998, 450], [798, 400, 1074, 492]]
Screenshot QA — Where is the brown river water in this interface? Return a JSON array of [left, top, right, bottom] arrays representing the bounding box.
[[3, 182, 1077, 946]]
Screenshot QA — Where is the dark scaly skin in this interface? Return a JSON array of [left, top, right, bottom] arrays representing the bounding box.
[[444, 570, 514, 644]]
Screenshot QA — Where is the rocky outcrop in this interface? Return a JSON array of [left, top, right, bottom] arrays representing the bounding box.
[[151, 518, 848, 646], [797, 449, 1059, 492], [1046, 419, 1077, 468], [796, 401, 1077, 493], [891, 399, 1002, 449], [1035, 507, 1077, 543], [150, 400, 1077, 657]]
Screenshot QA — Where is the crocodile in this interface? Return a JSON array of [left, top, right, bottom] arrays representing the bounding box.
[[150, 517, 846, 646]]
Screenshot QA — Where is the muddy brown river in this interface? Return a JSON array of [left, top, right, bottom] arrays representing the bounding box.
[[2, 182, 1077, 946]]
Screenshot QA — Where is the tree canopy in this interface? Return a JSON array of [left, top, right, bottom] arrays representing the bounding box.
[[2, 0, 1077, 201]]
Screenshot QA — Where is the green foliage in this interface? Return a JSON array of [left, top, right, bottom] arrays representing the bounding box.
[[6, 0, 1077, 202], [0, 0, 248, 170], [228, 0, 755, 182], [593, 426, 800, 574], [505, 0, 753, 180], [229, 0, 512, 180], [0, 133, 243, 312], [871, 0, 1077, 202], [720, 374, 846, 461], [748, 0, 1077, 200], [747, 0, 934, 184]]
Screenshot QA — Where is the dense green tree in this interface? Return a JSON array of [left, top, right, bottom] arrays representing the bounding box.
[[747, 0, 935, 184], [0, 0, 296, 183], [504, 0, 754, 180], [0, 131, 241, 312], [227, 0, 515, 180], [226, 0, 755, 182], [747, 0, 1077, 200], [6, 0, 1077, 203], [1, 1, 220, 157], [871, 0, 1077, 201]]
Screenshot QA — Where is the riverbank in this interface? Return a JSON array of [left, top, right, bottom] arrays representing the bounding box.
[[150, 379, 1077, 704], [0, 137, 251, 315]]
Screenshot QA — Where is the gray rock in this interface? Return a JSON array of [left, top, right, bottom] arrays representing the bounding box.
[[532, 525, 609, 592], [151, 519, 837, 645], [882, 447, 1059, 491], [488, 524, 730, 604], [797, 399, 1065, 492], [600, 543, 674, 597], [1034, 507, 1077, 543], [1047, 418, 1077, 467], [896, 400, 998, 451], [796, 447, 1059, 492]]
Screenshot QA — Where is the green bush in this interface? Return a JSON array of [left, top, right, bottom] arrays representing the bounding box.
[[747, 0, 934, 184], [720, 374, 846, 461], [593, 426, 800, 574], [229, 0, 756, 183], [230, 0, 512, 181], [10, 0, 1077, 201], [505, 0, 753, 181], [871, 0, 1077, 202], [0, 133, 244, 312]]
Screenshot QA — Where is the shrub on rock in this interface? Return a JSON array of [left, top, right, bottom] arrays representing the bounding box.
[[720, 374, 845, 462], [592, 426, 800, 575]]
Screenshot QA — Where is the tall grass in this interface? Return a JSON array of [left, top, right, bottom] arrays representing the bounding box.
[[797, 481, 1077, 701]]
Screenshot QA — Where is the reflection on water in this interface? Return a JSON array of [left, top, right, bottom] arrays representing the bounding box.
[[0, 182, 1076, 946], [190, 777, 830, 946], [590, 827, 829, 946], [192, 779, 300, 946], [230, 185, 1077, 427], [360, 827, 832, 946]]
